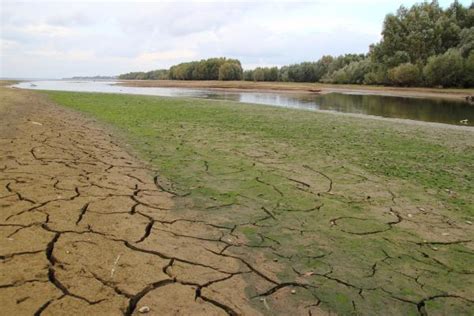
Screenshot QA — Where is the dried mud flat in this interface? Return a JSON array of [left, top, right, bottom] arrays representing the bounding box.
[[0, 87, 315, 315], [2, 86, 474, 316]]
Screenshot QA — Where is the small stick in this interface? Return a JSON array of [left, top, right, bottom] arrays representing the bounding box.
[[111, 254, 121, 277]]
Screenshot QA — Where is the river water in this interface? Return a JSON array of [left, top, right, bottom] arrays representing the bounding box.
[[13, 80, 474, 126]]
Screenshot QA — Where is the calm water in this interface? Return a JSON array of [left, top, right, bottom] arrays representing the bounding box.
[[14, 80, 474, 126]]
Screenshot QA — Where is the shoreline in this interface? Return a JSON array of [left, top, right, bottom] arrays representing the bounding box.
[[118, 79, 474, 102]]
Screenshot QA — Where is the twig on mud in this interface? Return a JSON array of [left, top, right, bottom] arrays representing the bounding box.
[[111, 254, 122, 278]]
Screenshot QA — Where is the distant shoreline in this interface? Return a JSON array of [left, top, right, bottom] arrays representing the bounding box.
[[118, 80, 474, 102]]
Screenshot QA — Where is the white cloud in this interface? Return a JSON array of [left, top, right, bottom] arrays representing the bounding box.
[[22, 23, 77, 37], [0, 0, 470, 78], [135, 49, 198, 64], [26, 49, 95, 60]]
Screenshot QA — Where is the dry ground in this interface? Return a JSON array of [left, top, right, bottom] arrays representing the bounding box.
[[0, 87, 316, 315]]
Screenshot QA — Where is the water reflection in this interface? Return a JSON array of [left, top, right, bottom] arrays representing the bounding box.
[[13, 80, 474, 126], [312, 94, 474, 126]]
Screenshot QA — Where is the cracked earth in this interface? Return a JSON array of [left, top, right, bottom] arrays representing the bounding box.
[[0, 88, 296, 315], [1, 86, 474, 315]]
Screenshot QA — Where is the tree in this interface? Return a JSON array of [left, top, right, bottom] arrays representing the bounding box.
[[243, 70, 254, 81], [253, 68, 265, 81], [446, 0, 473, 29], [314, 55, 334, 80], [218, 62, 243, 81], [436, 15, 462, 53], [373, 1, 460, 64], [458, 27, 474, 57], [264, 67, 279, 81], [423, 49, 464, 87], [464, 51, 474, 87], [279, 66, 289, 82]]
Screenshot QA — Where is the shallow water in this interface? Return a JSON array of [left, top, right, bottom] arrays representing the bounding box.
[[14, 80, 474, 126]]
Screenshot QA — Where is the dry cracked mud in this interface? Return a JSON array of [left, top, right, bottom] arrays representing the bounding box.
[[0, 87, 318, 315], [2, 86, 474, 316]]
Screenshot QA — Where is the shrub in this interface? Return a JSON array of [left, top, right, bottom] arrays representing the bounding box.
[[423, 49, 464, 87], [387, 63, 421, 86], [328, 59, 372, 84]]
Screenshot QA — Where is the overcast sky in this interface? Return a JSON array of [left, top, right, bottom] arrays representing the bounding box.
[[0, 0, 470, 78]]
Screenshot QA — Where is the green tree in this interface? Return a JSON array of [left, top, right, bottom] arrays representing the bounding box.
[[423, 49, 465, 87], [458, 27, 474, 57], [253, 68, 265, 81], [314, 55, 334, 81], [265, 67, 279, 81], [243, 70, 254, 81], [279, 66, 289, 82], [218, 62, 243, 81], [464, 51, 474, 87]]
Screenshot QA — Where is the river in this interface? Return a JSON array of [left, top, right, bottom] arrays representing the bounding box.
[[13, 80, 474, 126]]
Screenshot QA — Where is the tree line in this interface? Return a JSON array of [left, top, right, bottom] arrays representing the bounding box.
[[119, 58, 243, 81], [168, 58, 242, 80], [118, 69, 168, 80], [119, 1, 473, 88]]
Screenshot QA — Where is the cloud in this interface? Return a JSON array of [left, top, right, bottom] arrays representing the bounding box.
[[135, 49, 198, 64], [1, 0, 471, 78], [22, 23, 77, 37], [26, 49, 95, 60]]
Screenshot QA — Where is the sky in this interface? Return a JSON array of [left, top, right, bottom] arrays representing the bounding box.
[[0, 0, 471, 78]]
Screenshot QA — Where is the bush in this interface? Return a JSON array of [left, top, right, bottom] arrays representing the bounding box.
[[330, 69, 350, 84], [423, 49, 465, 87], [328, 59, 372, 84], [387, 63, 421, 86]]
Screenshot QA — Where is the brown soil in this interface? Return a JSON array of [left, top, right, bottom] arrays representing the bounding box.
[[118, 80, 474, 101], [0, 87, 323, 315]]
